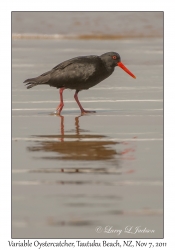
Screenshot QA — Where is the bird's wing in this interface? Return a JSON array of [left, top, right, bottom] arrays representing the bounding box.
[[51, 61, 96, 82], [51, 57, 99, 80], [47, 57, 102, 89], [52, 56, 84, 71], [52, 56, 98, 71], [52, 61, 73, 70]]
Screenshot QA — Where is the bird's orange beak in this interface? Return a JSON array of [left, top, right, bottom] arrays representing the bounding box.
[[117, 62, 136, 79]]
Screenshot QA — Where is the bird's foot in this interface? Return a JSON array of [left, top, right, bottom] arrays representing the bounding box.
[[54, 107, 62, 115], [55, 103, 64, 114], [54, 110, 61, 115], [81, 110, 96, 114]]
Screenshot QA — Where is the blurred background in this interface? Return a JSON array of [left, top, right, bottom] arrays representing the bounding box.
[[12, 12, 163, 38], [12, 12, 163, 239]]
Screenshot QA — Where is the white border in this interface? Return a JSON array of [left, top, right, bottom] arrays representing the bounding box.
[[1, 1, 174, 249]]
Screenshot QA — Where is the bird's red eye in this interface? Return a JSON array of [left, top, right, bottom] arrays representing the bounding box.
[[112, 56, 117, 60]]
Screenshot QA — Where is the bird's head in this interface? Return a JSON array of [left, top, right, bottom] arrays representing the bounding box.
[[100, 52, 136, 79]]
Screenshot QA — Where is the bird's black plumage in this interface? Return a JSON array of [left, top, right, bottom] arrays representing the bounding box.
[[24, 52, 135, 114], [24, 52, 120, 90]]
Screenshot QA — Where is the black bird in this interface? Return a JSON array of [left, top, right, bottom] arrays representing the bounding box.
[[24, 52, 136, 114]]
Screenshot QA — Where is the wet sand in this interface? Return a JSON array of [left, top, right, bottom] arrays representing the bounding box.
[[12, 38, 163, 238]]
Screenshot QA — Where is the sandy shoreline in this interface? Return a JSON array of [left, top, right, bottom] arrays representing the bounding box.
[[12, 38, 163, 238]]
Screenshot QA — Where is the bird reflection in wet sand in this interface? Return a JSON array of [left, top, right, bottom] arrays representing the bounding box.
[[27, 115, 136, 174]]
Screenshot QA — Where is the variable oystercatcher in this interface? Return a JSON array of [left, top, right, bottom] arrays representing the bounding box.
[[24, 52, 136, 114]]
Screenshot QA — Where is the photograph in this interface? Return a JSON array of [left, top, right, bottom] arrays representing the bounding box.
[[12, 11, 163, 239]]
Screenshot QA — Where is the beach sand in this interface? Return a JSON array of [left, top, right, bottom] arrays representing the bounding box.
[[12, 37, 163, 238]]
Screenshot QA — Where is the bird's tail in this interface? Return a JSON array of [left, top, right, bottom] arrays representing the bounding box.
[[23, 71, 51, 89], [23, 77, 39, 89]]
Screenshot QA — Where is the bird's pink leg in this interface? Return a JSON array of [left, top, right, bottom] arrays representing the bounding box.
[[56, 87, 65, 114], [74, 90, 96, 114]]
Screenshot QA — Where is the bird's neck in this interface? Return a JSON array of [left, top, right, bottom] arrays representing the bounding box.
[[101, 59, 115, 74]]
